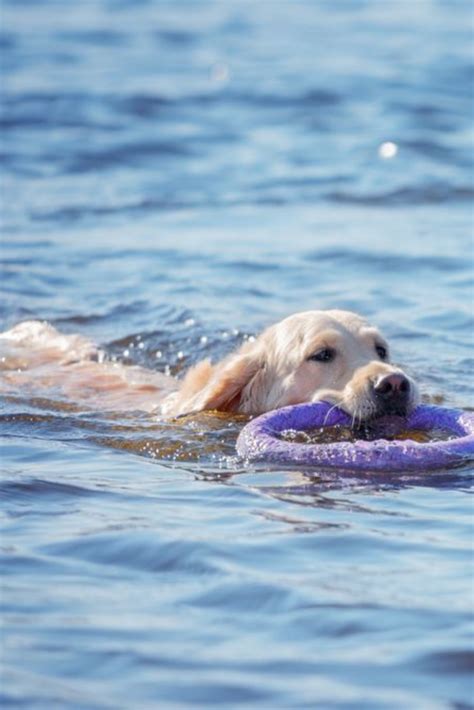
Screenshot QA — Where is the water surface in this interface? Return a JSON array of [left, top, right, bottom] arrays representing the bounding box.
[[1, 1, 473, 707]]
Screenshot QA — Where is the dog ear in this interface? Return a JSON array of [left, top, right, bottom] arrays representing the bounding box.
[[171, 347, 266, 416]]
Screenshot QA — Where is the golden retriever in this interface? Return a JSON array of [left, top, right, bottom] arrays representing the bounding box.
[[0, 310, 419, 424]]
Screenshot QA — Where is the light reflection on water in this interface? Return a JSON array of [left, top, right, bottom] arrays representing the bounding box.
[[1, 0, 473, 707]]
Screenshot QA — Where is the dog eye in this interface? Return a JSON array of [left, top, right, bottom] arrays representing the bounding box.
[[376, 344, 388, 360], [308, 348, 336, 363]]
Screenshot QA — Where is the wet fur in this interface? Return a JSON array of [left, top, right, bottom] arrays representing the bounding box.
[[0, 310, 419, 420]]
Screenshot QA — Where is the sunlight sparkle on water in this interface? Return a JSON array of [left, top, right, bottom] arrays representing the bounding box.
[[210, 62, 230, 85], [378, 141, 399, 159]]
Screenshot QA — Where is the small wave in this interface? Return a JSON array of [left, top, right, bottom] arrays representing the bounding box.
[[227, 88, 342, 108], [411, 648, 474, 675], [66, 140, 192, 174], [28, 198, 199, 223], [0, 477, 100, 501], [0, 92, 121, 131], [188, 579, 300, 614], [402, 138, 462, 165], [153, 29, 198, 46], [41, 532, 223, 575], [327, 184, 474, 206], [53, 300, 150, 327], [305, 248, 464, 273], [117, 93, 171, 118], [55, 29, 127, 46]]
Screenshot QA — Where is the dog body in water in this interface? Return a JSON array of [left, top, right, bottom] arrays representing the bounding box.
[[0, 310, 419, 424]]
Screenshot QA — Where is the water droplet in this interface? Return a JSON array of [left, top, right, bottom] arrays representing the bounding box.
[[378, 141, 398, 159], [210, 62, 230, 84]]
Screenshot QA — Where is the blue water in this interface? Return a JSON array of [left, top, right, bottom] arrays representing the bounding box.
[[1, 1, 473, 707]]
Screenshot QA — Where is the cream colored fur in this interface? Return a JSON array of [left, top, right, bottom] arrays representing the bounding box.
[[0, 310, 419, 421]]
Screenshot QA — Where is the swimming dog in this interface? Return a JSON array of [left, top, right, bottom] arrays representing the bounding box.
[[0, 310, 419, 423]]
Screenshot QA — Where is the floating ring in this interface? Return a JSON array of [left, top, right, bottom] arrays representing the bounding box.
[[236, 403, 474, 471]]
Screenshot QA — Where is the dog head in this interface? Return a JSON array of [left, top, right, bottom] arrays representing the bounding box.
[[166, 310, 419, 421]]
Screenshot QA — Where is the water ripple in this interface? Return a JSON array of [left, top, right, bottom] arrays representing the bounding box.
[[1, 0, 473, 707]]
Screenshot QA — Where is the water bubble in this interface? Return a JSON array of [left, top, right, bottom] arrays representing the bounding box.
[[185, 318, 195, 327], [155, 350, 162, 358], [200, 335, 208, 345], [210, 62, 230, 84], [378, 141, 398, 159]]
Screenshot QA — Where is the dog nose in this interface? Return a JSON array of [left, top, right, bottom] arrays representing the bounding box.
[[374, 373, 410, 398]]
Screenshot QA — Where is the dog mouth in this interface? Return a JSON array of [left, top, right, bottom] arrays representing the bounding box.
[[343, 392, 414, 435], [314, 372, 418, 426], [350, 394, 415, 440], [373, 398, 410, 419]]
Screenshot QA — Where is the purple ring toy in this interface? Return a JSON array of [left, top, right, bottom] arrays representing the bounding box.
[[236, 402, 474, 471]]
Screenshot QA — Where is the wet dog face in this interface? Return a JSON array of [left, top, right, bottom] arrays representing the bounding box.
[[255, 309, 419, 422], [285, 311, 419, 423], [169, 309, 420, 421]]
